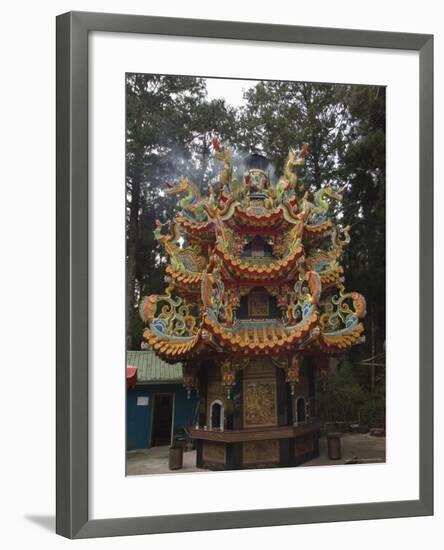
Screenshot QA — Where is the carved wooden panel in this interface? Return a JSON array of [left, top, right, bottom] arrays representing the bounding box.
[[243, 358, 275, 379], [294, 434, 314, 456], [242, 440, 279, 465], [203, 441, 226, 464], [207, 363, 221, 382], [243, 379, 277, 427]]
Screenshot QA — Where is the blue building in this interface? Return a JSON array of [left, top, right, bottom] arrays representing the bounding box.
[[126, 351, 198, 450]]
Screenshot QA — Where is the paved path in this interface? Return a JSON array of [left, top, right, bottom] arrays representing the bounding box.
[[303, 432, 386, 467], [127, 433, 386, 475], [127, 446, 202, 475]]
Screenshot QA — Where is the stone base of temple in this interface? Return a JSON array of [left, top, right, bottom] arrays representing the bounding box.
[[190, 423, 320, 470]]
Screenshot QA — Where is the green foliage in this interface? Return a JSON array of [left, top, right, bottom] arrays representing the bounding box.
[[318, 360, 365, 422], [318, 359, 385, 426], [358, 384, 386, 427], [238, 81, 350, 189], [341, 86, 386, 362]]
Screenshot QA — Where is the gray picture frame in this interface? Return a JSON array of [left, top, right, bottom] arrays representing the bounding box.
[[56, 11, 434, 539]]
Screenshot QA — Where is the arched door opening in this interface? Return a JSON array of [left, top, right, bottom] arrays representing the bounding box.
[[210, 400, 224, 430]]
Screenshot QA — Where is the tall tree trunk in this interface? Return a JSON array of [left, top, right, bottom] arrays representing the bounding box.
[[200, 137, 209, 190], [311, 144, 322, 188], [126, 160, 143, 349]]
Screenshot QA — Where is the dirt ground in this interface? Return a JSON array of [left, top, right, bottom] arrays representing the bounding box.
[[126, 432, 386, 476]]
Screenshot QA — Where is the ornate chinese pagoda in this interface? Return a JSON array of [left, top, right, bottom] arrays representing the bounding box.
[[140, 139, 366, 470]]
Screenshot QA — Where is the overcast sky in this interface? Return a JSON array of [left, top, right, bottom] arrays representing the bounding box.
[[205, 77, 259, 107]]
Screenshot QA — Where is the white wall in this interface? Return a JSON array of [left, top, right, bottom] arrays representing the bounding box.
[[0, 0, 442, 548]]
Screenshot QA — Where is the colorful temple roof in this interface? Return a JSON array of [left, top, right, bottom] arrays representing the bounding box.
[[140, 140, 366, 364]]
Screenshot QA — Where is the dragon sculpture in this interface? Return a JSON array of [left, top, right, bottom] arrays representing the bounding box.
[[302, 186, 343, 225], [165, 178, 210, 223]]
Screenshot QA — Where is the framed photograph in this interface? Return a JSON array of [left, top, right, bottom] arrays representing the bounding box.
[[56, 11, 433, 539]]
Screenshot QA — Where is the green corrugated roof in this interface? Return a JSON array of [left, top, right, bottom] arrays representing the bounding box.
[[127, 351, 183, 384]]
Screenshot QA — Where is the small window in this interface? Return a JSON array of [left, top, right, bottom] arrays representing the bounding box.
[[242, 236, 273, 258], [251, 237, 265, 258], [248, 289, 269, 317]]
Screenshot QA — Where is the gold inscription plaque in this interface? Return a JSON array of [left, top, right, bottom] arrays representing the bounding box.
[[248, 289, 269, 317], [243, 379, 277, 427], [243, 440, 279, 465], [203, 442, 226, 464]]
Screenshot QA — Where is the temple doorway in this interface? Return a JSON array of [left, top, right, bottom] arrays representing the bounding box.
[[151, 393, 173, 446]]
